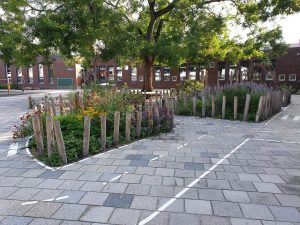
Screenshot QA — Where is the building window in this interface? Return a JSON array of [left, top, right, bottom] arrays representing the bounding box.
[[48, 64, 54, 84], [139, 76, 144, 82], [5, 64, 12, 79], [219, 69, 225, 80], [265, 72, 274, 80], [117, 67, 122, 81], [28, 66, 34, 84], [200, 69, 206, 82], [229, 66, 237, 81], [278, 74, 285, 82], [163, 67, 170, 81], [253, 71, 261, 81], [38, 64, 44, 83], [209, 62, 215, 68], [289, 74, 297, 81], [179, 65, 186, 81], [99, 66, 106, 82], [189, 65, 196, 80], [108, 66, 115, 81], [131, 66, 137, 81], [154, 65, 161, 81], [124, 65, 129, 70], [241, 66, 248, 81], [172, 76, 177, 82], [17, 67, 23, 83]]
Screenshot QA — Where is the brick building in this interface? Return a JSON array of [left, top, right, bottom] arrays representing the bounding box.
[[1, 43, 300, 90]]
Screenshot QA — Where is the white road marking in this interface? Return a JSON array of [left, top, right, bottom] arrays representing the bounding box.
[[7, 143, 18, 156], [150, 154, 165, 161], [281, 115, 289, 120], [176, 145, 183, 150], [55, 196, 69, 201], [22, 195, 70, 206], [197, 135, 207, 140], [102, 172, 128, 185], [293, 116, 300, 121], [265, 105, 290, 125], [21, 201, 38, 206], [43, 198, 55, 202], [138, 138, 250, 225]]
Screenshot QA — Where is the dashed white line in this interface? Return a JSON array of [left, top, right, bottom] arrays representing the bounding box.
[[197, 135, 207, 140], [138, 138, 250, 225], [281, 115, 289, 120], [150, 155, 165, 161], [7, 143, 18, 156], [21, 195, 69, 206], [102, 172, 128, 185], [293, 116, 300, 121], [265, 105, 290, 125], [21, 201, 38, 206]]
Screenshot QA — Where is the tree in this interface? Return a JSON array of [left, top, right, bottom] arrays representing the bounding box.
[[1, 0, 300, 90]]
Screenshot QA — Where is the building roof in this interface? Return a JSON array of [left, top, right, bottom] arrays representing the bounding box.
[[289, 43, 300, 48]]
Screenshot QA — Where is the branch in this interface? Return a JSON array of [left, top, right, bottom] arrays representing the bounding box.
[[156, 0, 178, 17], [154, 19, 164, 42]]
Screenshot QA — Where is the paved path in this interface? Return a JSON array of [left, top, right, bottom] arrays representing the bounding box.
[[0, 95, 300, 225]]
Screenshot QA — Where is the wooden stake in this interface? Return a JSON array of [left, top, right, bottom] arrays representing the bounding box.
[[222, 95, 226, 119], [50, 99, 57, 116], [148, 106, 153, 133], [255, 96, 264, 123], [32, 114, 44, 155], [59, 95, 64, 115], [192, 97, 197, 116], [46, 116, 54, 158], [234, 96, 238, 120], [125, 112, 131, 142], [211, 95, 215, 117], [53, 120, 67, 164], [136, 111, 142, 138], [202, 95, 206, 117], [100, 115, 107, 150], [83, 116, 90, 157], [243, 94, 251, 121], [113, 111, 120, 145]]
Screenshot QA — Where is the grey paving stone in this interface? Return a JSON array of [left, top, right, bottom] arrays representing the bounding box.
[[269, 206, 300, 222], [201, 152, 219, 158], [20, 169, 45, 178], [120, 174, 142, 183], [8, 187, 40, 200], [139, 211, 169, 225], [243, 166, 265, 174], [223, 165, 244, 173], [0, 176, 24, 186], [80, 182, 105, 192], [275, 194, 300, 207], [31, 189, 63, 201], [1, 216, 33, 225], [248, 192, 280, 206], [125, 184, 150, 195], [103, 193, 134, 208], [163, 177, 184, 186], [78, 172, 103, 181], [223, 190, 251, 203], [230, 180, 256, 191], [231, 218, 263, 225], [207, 179, 231, 190], [185, 199, 212, 215], [38, 170, 64, 179], [150, 185, 174, 197], [131, 196, 158, 210], [15, 178, 44, 188], [59, 171, 83, 180], [98, 173, 120, 182], [79, 192, 109, 205], [184, 162, 204, 171], [259, 174, 285, 183], [198, 189, 225, 201], [129, 159, 149, 167], [60, 220, 90, 225], [0, 199, 34, 216], [272, 151, 291, 156], [200, 215, 231, 225], [212, 201, 243, 217], [240, 203, 274, 220], [277, 184, 300, 195], [28, 218, 62, 225], [169, 212, 199, 225], [238, 173, 262, 182], [175, 169, 195, 178], [115, 166, 136, 173], [58, 180, 85, 190], [141, 175, 162, 185], [2, 168, 28, 176], [37, 179, 65, 189], [80, 206, 114, 223], [56, 190, 86, 203], [262, 221, 294, 225], [217, 172, 239, 180], [52, 204, 88, 220], [155, 168, 175, 176], [0, 186, 18, 198], [25, 202, 62, 217], [253, 182, 282, 193], [109, 208, 140, 225], [101, 182, 128, 193], [135, 167, 155, 175]]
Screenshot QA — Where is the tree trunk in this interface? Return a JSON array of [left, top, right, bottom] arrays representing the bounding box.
[[143, 56, 154, 92]]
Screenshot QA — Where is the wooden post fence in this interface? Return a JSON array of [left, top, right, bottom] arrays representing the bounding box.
[[59, 95, 64, 115], [202, 95, 206, 117], [234, 96, 238, 120], [125, 112, 131, 142], [255, 96, 265, 123], [211, 95, 215, 117], [100, 115, 107, 150], [136, 111, 142, 138], [51, 99, 57, 116], [113, 111, 120, 145], [53, 120, 67, 164], [193, 97, 197, 116], [243, 94, 251, 121], [83, 116, 91, 157], [222, 96, 226, 119], [32, 114, 44, 155], [46, 116, 54, 158]]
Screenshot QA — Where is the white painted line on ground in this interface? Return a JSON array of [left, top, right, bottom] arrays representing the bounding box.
[[42, 198, 55, 202], [183, 143, 188, 146], [21, 201, 38, 206], [102, 172, 128, 185], [138, 138, 250, 225], [197, 135, 207, 140], [176, 145, 183, 150], [22, 195, 70, 206], [252, 138, 300, 145], [281, 115, 289, 120], [150, 154, 165, 161], [55, 195, 69, 201], [7, 143, 18, 156], [293, 116, 300, 121], [265, 105, 290, 125]]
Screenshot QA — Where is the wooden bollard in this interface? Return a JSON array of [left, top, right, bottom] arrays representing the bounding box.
[[243, 94, 251, 121], [59, 95, 64, 115], [32, 114, 44, 155], [100, 115, 107, 150], [234, 96, 238, 120], [153, 102, 160, 132], [202, 95, 206, 117], [113, 111, 120, 145], [266, 92, 271, 117], [125, 112, 131, 142], [211, 95, 215, 117], [83, 116, 90, 157], [192, 97, 197, 116], [222, 96, 226, 119], [53, 120, 67, 164], [155, 91, 159, 103], [46, 116, 54, 158], [255, 96, 264, 122], [51, 99, 57, 116], [148, 106, 154, 133], [136, 111, 142, 138]]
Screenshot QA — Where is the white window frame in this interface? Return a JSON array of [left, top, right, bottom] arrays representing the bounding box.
[[218, 69, 225, 81], [253, 71, 261, 81], [139, 76, 144, 82], [38, 64, 44, 84], [289, 74, 297, 82], [179, 66, 187, 81], [163, 67, 170, 81], [131, 66, 137, 82], [172, 76, 177, 82], [117, 67, 122, 81], [48, 64, 54, 84], [108, 66, 115, 81], [189, 65, 196, 80], [154, 65, 161, 81], [278, 74, 285, 82], [17, 67, 23, 83], [5, 64, 12, 79], [265, 72, 274, 81], [28, 66, 34, 84], [209, 62, 215, 68]]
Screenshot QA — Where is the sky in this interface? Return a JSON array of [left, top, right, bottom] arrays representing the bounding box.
[[277, 13, 300, 44]]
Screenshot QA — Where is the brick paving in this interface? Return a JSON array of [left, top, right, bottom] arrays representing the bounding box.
[[0, 95, 300, 225]]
